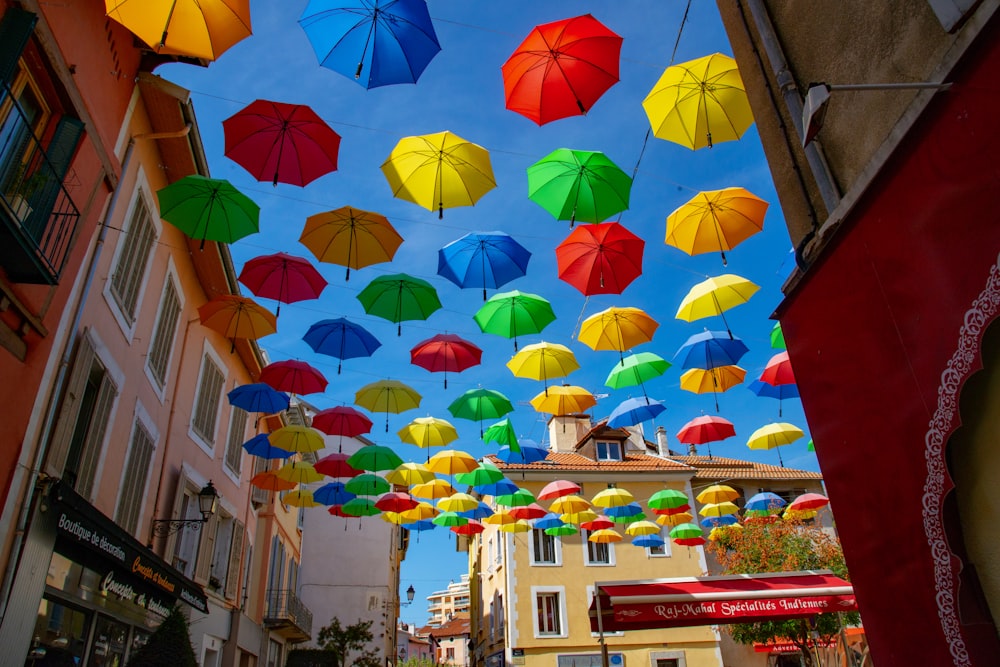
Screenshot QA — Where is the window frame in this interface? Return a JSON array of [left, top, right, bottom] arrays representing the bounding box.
[[189, 342, 227, 456], [113, 399, 159, 536], [582, 529, 616, 566], [531, 586, 567, 638], [144, 260, 184, 399], [223, 403, 248, 482], [595, 440, 623, 461], [647, 526, 673, 558], [529, 528, 561, 566], [648, 650, 687, 667]]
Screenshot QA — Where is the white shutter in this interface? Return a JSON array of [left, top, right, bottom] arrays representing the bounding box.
[[194, 512, 219, 584], [45, 331, 96, 476], [225, 520, 245, 600], [115, 421, 155, 534], [75, 371, 118, 499]]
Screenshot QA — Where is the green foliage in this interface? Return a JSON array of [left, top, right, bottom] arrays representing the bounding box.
[[286, 648, 337, 667], [125, 606, 197, 667], [398, 659, 445, 667], [316, 617, 382, 667]]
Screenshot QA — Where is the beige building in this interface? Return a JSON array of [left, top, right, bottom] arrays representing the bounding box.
[[427, 573, 472, 626]]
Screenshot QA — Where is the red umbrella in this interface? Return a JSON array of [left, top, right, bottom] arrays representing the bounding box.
[[788, 493, 830, 511], [555, 222, 644, 296], [674, 536, 706, 547], [223, 99, 341, 186], [410, 333, 483, 388], [312, 406, 373, 437], [538, 479, 582, 501], [260, 360, 328, 395], [501, 14, 623, 126], [652, 504, 691, 515], [509, 503, 547, 521], [238, 252, 327, 315], [328, 505, 350, 517], [452, 519, 485, 536], [581, 515, 615, 531], [760, 351, 795, 386], [676, 415, 736, 458], [314, 452, 362, 479], [375, 491, 420, 513]]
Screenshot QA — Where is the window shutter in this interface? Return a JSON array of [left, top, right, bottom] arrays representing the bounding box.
[[0, 8, 36, 91], [115, 421, 155, 534], [225, 520, 244, 600], [74, 371, 118, 500], [110, 198, 155, 321], [225, 408, 248, 475], [146, 279, 181, 388], [194, 513, 219, 584], [45, 332, 96, 476], [192, 355, 225, 445]]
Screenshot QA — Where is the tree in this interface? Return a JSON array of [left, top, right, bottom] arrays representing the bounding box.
[[398, 659, 446, 667], [125, 606, 197, 667], [316, 617, 382, 667], [704, 518, 860, 667]]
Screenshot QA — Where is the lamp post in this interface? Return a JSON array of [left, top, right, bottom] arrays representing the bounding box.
[[402, 585, 416, 606], [151, 481, 219, 537]]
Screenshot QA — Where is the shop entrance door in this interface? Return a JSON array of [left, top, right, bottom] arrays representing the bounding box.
[[87, 615, 128, 667]]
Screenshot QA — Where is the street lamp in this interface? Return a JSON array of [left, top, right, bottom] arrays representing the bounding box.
[[151, 481, 219, 537], [401, 585, 416, 606]]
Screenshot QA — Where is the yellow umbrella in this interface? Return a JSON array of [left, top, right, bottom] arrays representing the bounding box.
[[656, 511, 694, 527], [268, 425, 326, 454], [699, 501, 740, 517], [275, 461, 324, 485], [578, 307, 658, 362], [380, 131, 496, 218], [426, 449, 480, 476], [588, 528, 623, 543], [299, 206, 404, 281], [709, 524, 743, 541], [282, 489, 321, 508], [696, 484, 740, 504], [747, 422, 805, 467], [560, 509, 599, 525], [355, 380, 422, 432], [499, 519, 532, 533], [506, 342, 579, 392], [411, 479, 457, 500], [680, 366, 746, 394], [642, 53, 754, 150], [437, 493, 480, 513], [530, 385, 596, 416], [676, 274, 759, 338], [665, 187, 769, 265], [548, 495, 591, 515], [625, 520, 662, 537], [385, 462, 437, 486], [592, 487, 635, 508], [105, 0, 253, 61], [399, 502, 439, 522], [381, 511, 407, 525], [398, 417, 459, 449], [484, 511, 519, 526], [784, 507, 818, 522]]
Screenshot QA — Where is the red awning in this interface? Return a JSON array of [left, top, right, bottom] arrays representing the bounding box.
[[589, 570, 857, 632]]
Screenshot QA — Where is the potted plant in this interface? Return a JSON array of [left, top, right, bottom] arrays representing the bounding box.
[[6, 161, 50, 222]]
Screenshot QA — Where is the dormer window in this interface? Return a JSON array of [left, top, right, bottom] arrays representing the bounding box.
[[596, 441, 622, 461]]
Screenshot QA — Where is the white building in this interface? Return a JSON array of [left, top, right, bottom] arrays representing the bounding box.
[[426, 574, 471, 627]]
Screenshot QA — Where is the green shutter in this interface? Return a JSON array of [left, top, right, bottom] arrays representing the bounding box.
[[0, 8, 36, 92], [28, 115, 84, 220]]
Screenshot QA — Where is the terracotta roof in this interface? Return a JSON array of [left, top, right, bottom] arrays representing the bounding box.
[[668, 455, 823, 480], [573, 419, 629, 450], [429, 615, 471, 638], [487, 451, 694, 472]]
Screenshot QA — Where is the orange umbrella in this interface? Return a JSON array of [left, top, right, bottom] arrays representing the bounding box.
[[300, 206, 404, 281], [198, 295, 276, 351], [250, 471, 296, 492]]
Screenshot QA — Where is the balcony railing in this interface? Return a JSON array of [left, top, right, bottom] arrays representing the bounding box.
[[264, 588, 313, 642], [0, 87, 81, 284]]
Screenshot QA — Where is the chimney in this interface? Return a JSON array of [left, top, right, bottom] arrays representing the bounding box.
[[655, 426, 670, 457], [549, 414, 591, 453]]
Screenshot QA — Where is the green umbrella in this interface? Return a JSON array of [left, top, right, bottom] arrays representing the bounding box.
[[156, 175, 260, 249], [347, 444, 404, 472], [341, 497, 382, 517], [448, 388, 514, 436], [495, 488, 535, 508], [526, 148, 632, 227], [455, 462, 505, 487], [545, 524, 578, 536], [432, 511, 469, 527], [669, 523, 704, 540], [357, 273, 442, 336], [807, 438, 815, 452], [605, 352, 672, 390], [482, 418, 519, 450], [610, 513, 646, 524], [474, 290, 556, 351], [770, 322, 786, 350], [648, 489, 690, 510], [344, 473, 391, 496]]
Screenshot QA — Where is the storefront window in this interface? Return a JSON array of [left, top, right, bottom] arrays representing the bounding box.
[[26, 597, 90, 666], [87, 615, 129, 667]]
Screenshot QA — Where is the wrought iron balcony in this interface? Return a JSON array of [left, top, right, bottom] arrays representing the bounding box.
[[264, 588, 313, 642], [0, 87, 81, 285]]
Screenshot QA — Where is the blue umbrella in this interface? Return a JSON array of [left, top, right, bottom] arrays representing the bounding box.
[[604, 502, 643, 518], [228, 383, 290, 414], [607, 396, 666, 428], [631, 534, 665, 549], [533, 512, 566, 530], [303, 317, 381, 374], [242, 434, 294, 459], [496, 444, 548, 465], [701, 515, 739, 528], [459, 502, 495, 520], [473, 478, 520, 497], [437, 231, 532, 301], [314, 482, 357, 506], [673, 330, 750, 370], [403, 519, 437, 531], [745, 491, 787, 512], [298, 0, 442, 89], [747, 379, 800, 417]]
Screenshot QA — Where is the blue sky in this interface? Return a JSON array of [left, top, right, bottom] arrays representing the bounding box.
[[160, 1, 813, 627]]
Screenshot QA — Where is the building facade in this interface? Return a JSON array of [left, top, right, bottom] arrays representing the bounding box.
[[427, 574, 472, 627], [715, 1, 1000, 665]]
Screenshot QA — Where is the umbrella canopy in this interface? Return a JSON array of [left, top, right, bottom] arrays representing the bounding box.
[[228, 383, 289, 415], [680, 366, 746, 394], [530, 385, 596, 416], [400, 502, 439, 522], [341, 497, 382, 517], [437, 232, 531, 300], [385, 462, 436, 487], [771, 322, 786, 350], [605, 502, 644, 519], [448, 389, 514, 435], [250, 472, 297, 492], [303, 318, 381, 374], [761, 351, 796, 386], [298, 0, 441, 89], [696, 484, 740, 504], [238, 252, 327, 315], [474, 478, 520, 497], [312, 406, 373, 438], [268, 425, 326, 454], [495, 488, 536, 508], [283, 490, 321, 508], [625, 520, 661, 537], [657, 511, 694, 527], [745, 492, 787, 513], [501, 14, 622, 125], [355, 380, 422, 431], [156, 175, 259, 248], [746, 422, 806, 466], [699, 501, 740, 517], [455, 462, 505, 487], [223, 100, 340, 186], [676, 274, 760, 337], [506, 342, 579, 391], [347, 445, 404, 472], [588, 528, 623, 544], [495, 445, 548, 465], [546, 524, 579, 536], [538, 480, 582, 501], [747, 380, 800, 417], [632, 534, 666, 549], [701, 514, 740, 528], [578, 307, 658, 359], [198, 295, 276, 350], [556, 222, 644, 296], [410, 334, 482, 388], [559, 509, 596, 526], [402, 519, 437, 532], [527, 148, 631, 225], [437, 493, 480, 513], [509, 503, 547, 521], [105, 0, 252, 60], [313, 452, 362, 478], [789, 493, 830, 511], [313, 482, 356, 506], [260, 360, 328, 395], [580, 515, 614, 531], [344, 473, 392, 496], [549, 494, 591, 515], [482, 418, 518, 449], [607, 396, 666, 428], [432, 511, 469, 528], [648, 489, 691, 511], [605, 352, 671, 390], [643, 52, 754, 150], [357, 273, 442, 335], [673, 330, 750, 370], [411, 479, 457, 500], [665, 187, 769, 265], [300, 206, 404, 281], [500, 519, 533, 534], [426, 449, 480, 476], [474, 290, 556, 351], [242, 434, 294, 460], [676, 416, 736, 455], [375, 491, 420, 513], [592, 487, 635, 508], [381, 131, 496, 218], [669, 523, 704, 540], [275, 461, 324, 485], [534, 513, 566, 530], [452, 519, 485, 536], [398, 416, 459, 449]]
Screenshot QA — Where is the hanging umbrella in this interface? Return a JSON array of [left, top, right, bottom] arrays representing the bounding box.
[[410, 334, 482, 388], [648, 489, 690, 511], [448, 389, 514, 436], [643, 52, 754, 150], [783, 508, 819, 522], [313, 482, 356, 506], [578, 307, 659, 363], [530, 385, 596, 417], [238, 252, 327, 315], [354, 379, 422, 431], [341, 497, 382, 517], [376, 491, 420, 513], [282, 490, 321, 508], [437, 493, 480, 514], [268, 425, 326, 454], [747, 380, 800, 417], [789, 493, 830, 512], [588, 528, 623, 544], [426, 449, 479, 477], [501, 14, 622, 125], [500, 519, 533, 534], [242, 434, 294, 460], [673, 330, 750, 370], [534, 513, 566, 530], [432, 511, 469, 528], [580, 515, 613, 531], [298, 0, 441, 88], [228, 383, 289, 415], [545, 524, 579, 536], [250, 472, 296, 492], [385, 462, 436, 487], [555, 222, 644, 296], [198, 295, 276, 352], [357, 273, 442, 336], [506, 342, 579, 394], [745, 492, 787, 513], [474, 478, 520, 497], [313, 452, 362, 479], [549, 495, 591, 515], [699, 501, 740, 517], [484, 511, 518, 526], [275, 461, 324, 485], [411, 479, 456, 500], [807, 439, 815, 452], [665, 187, 769, 265], [454, 462, 504, 488], [381, 131, 496, 218], [474, 290, 556, 351], [761, 351, 796, 386], [300, 206, 404, 281], [679, 365, 746, 412], [347, 444, 404, 472], [495, 488, 536, 508], [746, 422, 805, 466], [156, 175, 259, 249], [452, 519, 485, 536], [657, 512, 694, 527], [223, 100, 341, 186], [437, 232, 531, 301], [495, 445, 548, 465], [398, 416, 459, 450], [605, 353, 671, 391], [701, 515, 739, 528], [402, 519, 437, 532], [696, 484, 740, 504], [400, 502, 439, 522], [482, 418, 518, 449], [605, 502, 644, 519], [509, 503, 547, 521], [527, 148, 631, 226], [260, 360, 328, 395], [676, 274, 760, 339], [557, 509, 594, 526], [632, 534, 666, 549], [303, 318, 382, 374], [592, 487, 635, 509], [344, 473, 391, 496], [105, 0, 252, 61], [669, 523, 704, 540], [676, 415, 736, 457], [538, 480, 582, 501], [312, 406, 374, 437], [625, 520, 661, 537], [771, 322, 786, 350], [607, 396, 666, 429]]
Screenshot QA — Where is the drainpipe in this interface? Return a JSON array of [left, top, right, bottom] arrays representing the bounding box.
[[0, 125, 191, 624]]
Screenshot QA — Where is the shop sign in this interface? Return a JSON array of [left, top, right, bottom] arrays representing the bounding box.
[[611, 594, 856, 628], [100, 570, 174, 617]]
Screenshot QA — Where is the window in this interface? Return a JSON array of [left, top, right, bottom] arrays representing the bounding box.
[[224, 407, 248, 476], [146, 277, 181, 389], [109, 196, 156, 322], [596, 441, 622, 461], [489, 598, 496, 640], [446, 648, 455, 660], [191, 352, 225, 447], [584, 530, 614, 565], [648, 526, 673, 557], [927, 0, 978, 30], [530, 528, 559, 565], [266, 639, 282, 667], [115, 418, 155, 534], [498, 593, 504, 635], [171, 490, 201, 577], [557, 655, 625, 667], [210, 515, 234, 593], [649, 650, 687, 667], [535, 590, 563, 636], [656, 661, 679, 667]]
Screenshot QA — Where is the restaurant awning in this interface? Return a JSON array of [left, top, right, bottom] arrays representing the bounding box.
[[589, 570, 857, 632]]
